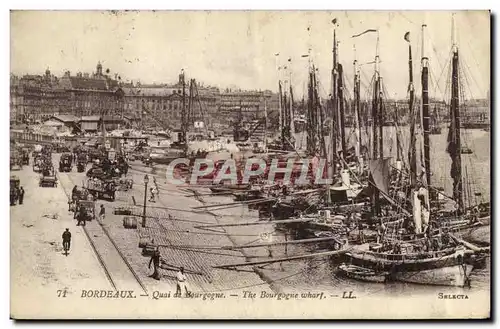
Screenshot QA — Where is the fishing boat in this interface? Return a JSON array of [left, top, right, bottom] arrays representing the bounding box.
[[345, 247, 473, 287], [338, 263, 389, 283], [343, 23, 486, 288], [208, 183, 251, 194]]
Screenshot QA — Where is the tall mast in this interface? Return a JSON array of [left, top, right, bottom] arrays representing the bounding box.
[[421, 24, 431, 190], [180, 69, 187, 144], [331, 21, 338, 164], [353, 46, 362, 163], [448, 15, 463, 211], [264, 98, 268, 152], [289, 61, 295, 146], [306, 70, 314, 155], [378, 76, 384, 158], [275, 54, 283, 147], [338, 64, 347, 158], [376, 31, 384, 159], [394, 99, 402, 161], [370, 31, 382, 160], [278, 80, 284, 148], [371, 71, 379, 159], [405, 32, 417, 187], [371, 31, 381, 217]]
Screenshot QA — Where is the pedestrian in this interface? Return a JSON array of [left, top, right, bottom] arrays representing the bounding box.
[[176, 267, 189, 297], [71, 185, 78, 202], [18, 187, 25, 205], [62, 228, 71, 252], [99, 204, 105, 221], [149, 187, 157, 203], [10, 187, 17, 206], [358, 222, 365, 244], [148, 247, 161, 280], [76, 207, 87, 226]]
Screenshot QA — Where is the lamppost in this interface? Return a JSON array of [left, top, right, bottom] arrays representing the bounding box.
[[142, 174, 149, 227]]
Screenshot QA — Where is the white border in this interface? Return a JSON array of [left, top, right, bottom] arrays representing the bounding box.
[[2, 0, 498, 326]]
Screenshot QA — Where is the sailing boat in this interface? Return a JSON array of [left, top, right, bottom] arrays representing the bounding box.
[[341, 24, 481, 287]]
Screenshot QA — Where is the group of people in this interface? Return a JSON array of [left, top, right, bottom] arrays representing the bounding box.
[[10, 186, 25, 206], [148, 246, 189, 297]]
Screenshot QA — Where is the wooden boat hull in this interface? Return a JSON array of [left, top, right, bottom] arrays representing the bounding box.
[[346, 248, 475, 287], [394, 264, 473, 287], [338, 264, 389, 283], [209, 184, 250, 193], [233, 190, 264, 201]]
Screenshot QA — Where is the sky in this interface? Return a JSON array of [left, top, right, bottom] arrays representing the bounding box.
[[10, 10, 490, 100]]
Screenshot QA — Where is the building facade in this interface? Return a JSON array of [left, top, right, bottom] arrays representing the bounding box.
[[10, 70, 69, 124], [10, 65, 281, 131], [122, 72, 219, 131], [59, 62, 124, 119]]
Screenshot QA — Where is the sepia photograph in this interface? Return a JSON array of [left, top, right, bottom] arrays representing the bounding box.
[[9, 10, 491, 319]]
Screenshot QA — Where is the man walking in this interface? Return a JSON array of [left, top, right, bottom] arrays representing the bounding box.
[[62, 228, 71, 253], [148, 247, 161, 280], [99, 204, 105, 221], [176, 267, 189, 297], [76, 206, 86, 226], [18, 187, 25, 205]]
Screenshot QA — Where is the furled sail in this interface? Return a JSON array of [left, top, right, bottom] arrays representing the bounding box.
[[368, 158, 391, 195], [446, 48, 464, 211]]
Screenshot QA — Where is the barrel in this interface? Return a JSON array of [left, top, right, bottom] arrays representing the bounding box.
[[138, 236, 152, 248], [115, 207, 132, 215], [123, 216, 138, 229]]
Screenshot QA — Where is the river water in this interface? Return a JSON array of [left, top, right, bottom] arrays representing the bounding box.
[[272, 127, 490, 297]]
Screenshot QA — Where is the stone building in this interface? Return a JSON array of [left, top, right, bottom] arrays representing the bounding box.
[[218, 89, 277, 128], [11, 69, 69, 124], [122, 72, 218, 130], [10, 64, 281, 132], [59, 62, 124, 119]]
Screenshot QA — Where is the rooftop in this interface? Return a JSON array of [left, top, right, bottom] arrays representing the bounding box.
[[52, 114, 79, 123]]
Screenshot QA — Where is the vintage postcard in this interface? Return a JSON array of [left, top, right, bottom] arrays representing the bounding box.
[[9, 10, 491, 319]]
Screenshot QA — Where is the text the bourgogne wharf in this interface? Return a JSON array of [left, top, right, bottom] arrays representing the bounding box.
[[165, 157, 344, 186]]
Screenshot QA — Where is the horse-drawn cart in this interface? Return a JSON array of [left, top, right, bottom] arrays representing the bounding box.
[[73, 199, 96, 222], [10, 175, 20, 206], [10, 150, 22, 171], [59, 153, 73, 172], [39, 167, 58, 187], [33, 156, 43, 173], [84, 178, 116, 201]]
